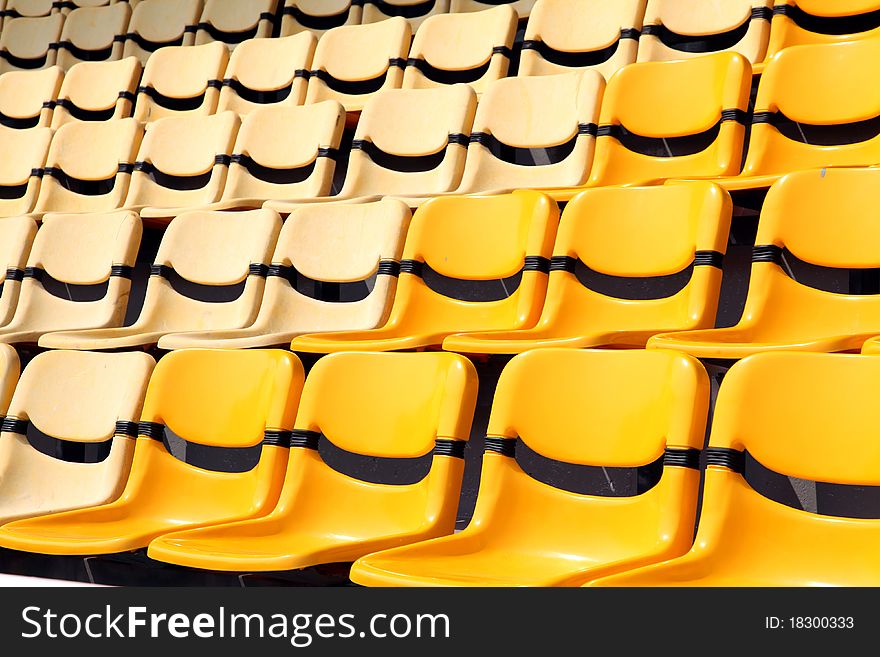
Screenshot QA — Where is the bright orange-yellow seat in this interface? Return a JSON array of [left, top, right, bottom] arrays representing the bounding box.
[[148, 352, 477, 572], [350, 348, 707, 587]]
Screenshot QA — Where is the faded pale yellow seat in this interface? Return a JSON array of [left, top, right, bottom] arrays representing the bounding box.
[[217, 33, 316, 114], [194, 0, 276, 51], [403, 6, 518, 95], [0, 217, 38, 327], [265, 85, 476, 212], [0, 14, 63, 73], [518, 0, 646, 80], [49, 57, 141, 128], [133, 41, 228, 123], [0, 350, 154, 526], [41, 209, 279, 351], [0, 211, 140, 345], [280, 0, 362, 37], [362, 0, 449, 31], [121, 0, 202, 67], [304, 17, 411, 113], [0, 66, 63, 128], [123, 111, 240, 222], [3, 0, 53, 18], [160, 199, 410, 350], [53, 3, 131, 71], [0, 344, 17, 412], [291, 191, 557, 354], [451, 0, 534, 16], [0, 128, 52, 218]]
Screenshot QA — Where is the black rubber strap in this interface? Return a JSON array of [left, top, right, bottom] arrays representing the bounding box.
[[752, 244, 783, 264], [578, 122, 599, 137], [114, 420, 139, 438], [721, 109, 749, 125], [1, 417, 28, 434], [137, 421, 165, 441], [694, 250, 724, 268], [485, 436, 517, 457], [399, 259, 424, 277], [705, 447, 745, 473], [550, 255, 577, 273], [249, 263, 269, 278], [4, 267, 24, 282], [110, 264, 133, 278], [663, 447, 701, 470], [752, 6, 773, 21], [263, 429, 292, 447], [150, 264, 172, 278], [523, 256, 551, 274], [433, 438, 466, 459], [289, 429, 321, 450], [377, 260, 401, 277]]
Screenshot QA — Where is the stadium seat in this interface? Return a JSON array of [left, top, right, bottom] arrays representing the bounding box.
[[351, 348, 707, 587], [444, 183, 730, 354], [650, 168, 880, 359], [0, 210, 140, 346], [0, 350, 154, 525], [121, 0, 201, 67], [0, 217, 38, 327], [0, 345, 17, 413], [40, 209, 279, 350], [31, 117, 143, 216], [264, 85, 476, 211], [0, 66, 63, 128], [0, 348, 304, 555], [0, 128, 52, 218], [280, 0, 362, 37], [133, 41, 228, 123], [303, 18, 411, 114], [52, 3, 131, 71], [403, 6, 518, 95], [590, 352, 880, 587], [148, 351, 477, 573], [194, 0, 276, 51], [290, 191, 556, 353], [452, 0, 535, 15], [49, 57, 140, 128], [0, 14, 64, 74], [3, 0, 53, 18], [362, 0, 450, 31], [518, 0, 646, 80], [158, 199, 410, 350], [123, 111, 240, 222], [637, 0, 772, 65], [217, 32, 316, 114]]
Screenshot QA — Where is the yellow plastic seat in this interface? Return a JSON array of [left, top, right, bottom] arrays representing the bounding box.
[[351, 348, 707, 587], [0, 350, 154, 526], [651, 168, 880, 359], [637, 0, 772, 66], [291, 191, 556, 353], [451, 0, 534, 16], [133, 41, 229, 123], [444, 183, 730, 355], [194, 0, 276, 51], [3, 0, 53, 18], [303, 18, 411, 114], [148, 351, 477, 573], [41, 209, 279, 351], [0, 348, 304, 556], [49, 57, 141, 128], [0, 128, 52, 218], [52, 4, 131, 71], [265, 85, 476, 212], [403, 6, 518, 96], [0, 14, 64, 73], [159, 199, 410, 350], [362, 0, 450, 31], [0, 66, 63, 128], [280, 0, 362, 38], [518, 0, 646, 81], [121, 0, 201, 67], [123, 111, 240, 222], [0, 211, 140, 346], [217, 33, 316, 115], [0, 217, 38, 327], [591, 351, 880, 587]]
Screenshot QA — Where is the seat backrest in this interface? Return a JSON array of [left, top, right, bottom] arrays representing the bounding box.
[[128, 209, 280, 334], [54, 3, 131, 71], [33, 117, 143, 214], [0, 216, 38, 327], [121, 0, 202, 67], [456, 71, 604, 193], [217, 32, 316, 114], [451, 0, 535, 15], [743, 37, 880, 179], [362, 0, 450, 30], [4, 0, 53, 18], [124, 111, 239, 211], [304, 18, 411, 112], [404, 5, 518, 95], [765, 0, 880, 58], [0, 14, 64, 73], [50, 57, 141, 128], [380, 190, 557, 336], [519, 0, 646, 80], [339, 85, 476, 198], [0, 350, 154, 524], [133, 41, 228, 122], [221, 102, 345, 203], [280, 0, 361, 37], [588, 52, 751, 186], [194, 0, 276, 50], [0, 344, 18, 415], [0, 66, 63, 128], [0, 128, 52, 218], [55, 0, 117, 13], [638, 0, 772, 65]]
